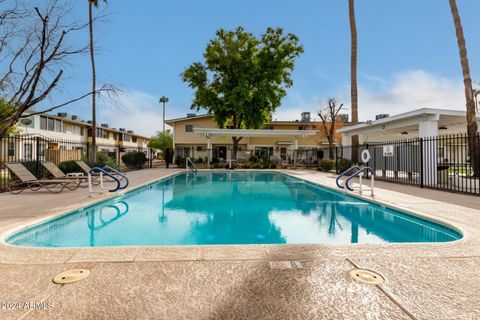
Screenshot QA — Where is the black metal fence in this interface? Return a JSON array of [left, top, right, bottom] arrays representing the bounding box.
[[0, 135, 153, 192], [173, 133, 479, 196], [336, 133, 480, 196]]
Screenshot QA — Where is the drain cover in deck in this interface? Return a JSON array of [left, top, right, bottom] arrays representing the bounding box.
[[53, 269, 90, 284], [349, 269, 384, 285], [269, 261, 303, 270]]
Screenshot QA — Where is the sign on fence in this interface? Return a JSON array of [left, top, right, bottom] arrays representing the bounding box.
[[383, 145, 394, 157]]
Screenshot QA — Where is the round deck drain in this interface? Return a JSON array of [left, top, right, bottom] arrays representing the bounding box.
[[53, 269, 90, 284], [349, 269, 384, 285]]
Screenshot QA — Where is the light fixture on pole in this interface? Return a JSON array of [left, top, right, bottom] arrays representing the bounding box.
[[159, 96, 169, 164]]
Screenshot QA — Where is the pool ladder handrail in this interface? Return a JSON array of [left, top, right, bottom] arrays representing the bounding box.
[[89, 167, 129, 193], [186, 157, 198, 174], [103, 166, 129, 186], [335, 165, 362, 189], [336, 165, 375, 196], [345, 167, 375, 196]]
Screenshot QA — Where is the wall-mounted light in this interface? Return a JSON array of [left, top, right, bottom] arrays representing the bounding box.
[[401, 131, 408, 135], [439, 126, 448, 130]]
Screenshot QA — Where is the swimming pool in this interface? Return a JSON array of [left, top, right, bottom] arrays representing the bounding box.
[[6, 171, 461, 247]]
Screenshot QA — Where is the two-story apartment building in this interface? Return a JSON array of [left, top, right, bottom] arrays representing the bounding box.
[[166, 112, 346, 163], [4, 111, 149, 164]]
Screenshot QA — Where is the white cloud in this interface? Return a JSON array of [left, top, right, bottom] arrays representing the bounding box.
[[274, 70, 466, 122], [358, 70, 465, 121], [97, 90, 185, 137], [97, 70, 466, 135]]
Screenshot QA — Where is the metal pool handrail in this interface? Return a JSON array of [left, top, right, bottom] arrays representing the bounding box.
[[186, 157, 198, 174], [90, 167, 128, 192], [335, 165, 361, 189], [345, 167, 375, 196], [103, 166, 128, 185]]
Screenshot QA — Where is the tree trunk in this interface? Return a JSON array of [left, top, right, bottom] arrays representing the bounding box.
[[231, 137, 241, 160], [449, 0, 479, 176], [349, 0, 359, 163], [328, 138, 335, 160], [89, 1, 97, 164]]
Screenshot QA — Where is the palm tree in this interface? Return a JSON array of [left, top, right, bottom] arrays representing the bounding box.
[[88, 0, 107, 163], [448, 0, 479, 176], [348, 0, 359, 163]]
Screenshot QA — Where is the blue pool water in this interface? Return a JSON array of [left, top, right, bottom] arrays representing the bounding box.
[[6, 172, 461, 247]]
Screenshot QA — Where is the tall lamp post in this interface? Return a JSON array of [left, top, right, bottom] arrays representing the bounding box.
[[159, 96, 169, 166]]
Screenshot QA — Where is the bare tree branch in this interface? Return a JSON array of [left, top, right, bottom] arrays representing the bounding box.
[[0, 0, 107, 138]]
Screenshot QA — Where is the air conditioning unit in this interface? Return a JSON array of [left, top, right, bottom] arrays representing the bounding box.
[[300, 112, 311, 122], [127, 130, 133, 134], [187, 113, 196, 118], [337, 114, 349, 122], [71, 115, 78, 120], [101, 123, 109, 128], [375, 114, 389, 120], [57, 112, 68, 117], [119, 128, 126, 132]]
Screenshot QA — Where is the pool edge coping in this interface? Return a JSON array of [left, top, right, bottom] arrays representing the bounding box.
[[0, 169, 476, 265]]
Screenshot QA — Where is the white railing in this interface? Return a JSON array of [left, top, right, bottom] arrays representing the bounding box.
[[186, 157, 198, 174]]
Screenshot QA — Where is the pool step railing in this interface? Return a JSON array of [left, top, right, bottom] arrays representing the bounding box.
[[335, 165, 361, 189], [336, 165, 375, 196], [186, 157, 198, 174], [88, 167, 129, 195]]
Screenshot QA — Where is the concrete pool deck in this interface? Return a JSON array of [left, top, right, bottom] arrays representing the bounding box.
[[0, 168, 479, 319]]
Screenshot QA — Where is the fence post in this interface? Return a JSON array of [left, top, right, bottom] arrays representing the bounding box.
[[166, 148, 170, 169], [335, 146, 338, 174], [35, 136, 41, 178], [149, 148, 153, 168], [419, 138, 424, 188], [86, 142, 90, 163]]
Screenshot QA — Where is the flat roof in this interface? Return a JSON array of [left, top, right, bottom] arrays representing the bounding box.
[[337, 108, 477, 134], [22, 111, 150, 139], [193, 128, 318, 138], [166, 113, 328, 125]]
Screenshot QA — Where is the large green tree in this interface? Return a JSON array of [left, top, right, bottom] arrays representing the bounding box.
[[182, 27, 303, 159], [148, 130, 173, 151]]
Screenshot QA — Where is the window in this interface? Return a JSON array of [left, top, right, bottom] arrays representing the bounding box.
[[96, 128, 108, 139], [55, 119, 63, 132], [185, 125, 193, 132], [8, 142, 15, 157], [40, 116, 47, 130], [226, 125, 234, 129], [298, 126, 304, 130], [132, 137, 137, 143], [197, 146, 203, 151], [47, 118, 55, 131], [183, 147, 191, 157], [123, 133, 131, 142], [254, 147, 274, 158]]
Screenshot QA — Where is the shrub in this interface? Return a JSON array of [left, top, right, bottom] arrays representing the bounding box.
[[175, 156, 186, 168], [319, 160, 335, 172], [122, 152, 147, 169], [58, 160, 82, 174], [337, 158, 354, 173]]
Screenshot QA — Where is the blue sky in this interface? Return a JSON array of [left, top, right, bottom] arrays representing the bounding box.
[[40, 0, 479, 136]]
